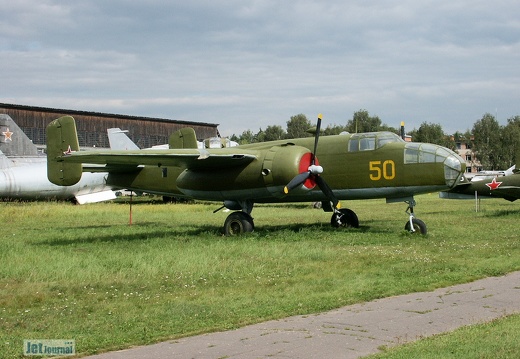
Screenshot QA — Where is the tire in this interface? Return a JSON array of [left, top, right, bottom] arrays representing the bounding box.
[[331, 208, 359, 228], [224, 212, 254, 235], [404, 218, 427, 235]]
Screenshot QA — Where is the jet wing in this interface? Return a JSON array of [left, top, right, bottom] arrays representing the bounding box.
[[59, 149, 257, 172], [491, 186, 520, 201]]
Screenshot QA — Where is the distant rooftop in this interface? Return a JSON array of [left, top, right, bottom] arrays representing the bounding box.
[[0, 102, 219, 128]]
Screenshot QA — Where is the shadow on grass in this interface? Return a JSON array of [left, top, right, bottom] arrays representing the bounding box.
[[32, 223, 223, 246], [255, 222, 375, 234], [483, 209, 520, 217], [32, 220, 384, 246]]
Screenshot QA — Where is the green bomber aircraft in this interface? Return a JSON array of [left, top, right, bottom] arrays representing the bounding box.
[[46, 115, 466, 235]]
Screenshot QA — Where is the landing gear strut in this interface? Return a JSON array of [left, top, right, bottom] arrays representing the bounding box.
[[404, 199, 427, 235]]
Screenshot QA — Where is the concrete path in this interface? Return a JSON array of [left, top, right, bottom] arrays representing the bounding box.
[[85, 271, 520, 359]]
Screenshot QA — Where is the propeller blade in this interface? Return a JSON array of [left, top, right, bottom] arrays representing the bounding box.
[[315, 175, 341, 209], [284, 172, 311, 194], [311, 114, 323, 166], [284, 114, 326, 196]]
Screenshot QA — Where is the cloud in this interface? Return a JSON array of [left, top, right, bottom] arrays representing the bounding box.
[[1, 0, 519, 135]]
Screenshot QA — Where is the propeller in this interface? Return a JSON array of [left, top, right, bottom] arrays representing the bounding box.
[[283, 114, 341, 209]]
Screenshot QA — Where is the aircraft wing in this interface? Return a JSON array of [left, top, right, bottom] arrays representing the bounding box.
[[60, 150, 257, 171], [491, 186, 520, 201]]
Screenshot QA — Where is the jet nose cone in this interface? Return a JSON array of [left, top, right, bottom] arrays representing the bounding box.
[[444, 152, 466, 187]]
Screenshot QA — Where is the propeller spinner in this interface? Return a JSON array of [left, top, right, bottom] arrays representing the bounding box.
[[283, 114, 341, 210]]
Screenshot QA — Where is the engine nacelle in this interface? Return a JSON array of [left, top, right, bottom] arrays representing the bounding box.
[[176, 144, 317, 200], [261, 144, 318, 192]]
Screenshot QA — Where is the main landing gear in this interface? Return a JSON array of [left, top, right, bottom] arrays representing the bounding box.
[[223, 211, 254, 235], [220, 200, 361, 235], [219, 199, 427, 235], [330, 208, 359, 228], [219, 200, 255, 236]]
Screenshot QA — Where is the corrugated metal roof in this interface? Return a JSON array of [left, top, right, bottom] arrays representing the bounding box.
[[0, 103, 219, 128]]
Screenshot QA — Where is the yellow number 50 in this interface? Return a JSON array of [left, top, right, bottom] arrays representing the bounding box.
[[369, 160, 396, 180]]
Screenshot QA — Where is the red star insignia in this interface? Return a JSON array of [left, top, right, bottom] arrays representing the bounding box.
[[63, 145, 75, 155], [485, 177, 502, 190], [2, 128, 13, 141]]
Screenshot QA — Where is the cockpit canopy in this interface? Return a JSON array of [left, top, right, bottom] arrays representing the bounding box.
[[347, 132, 465, 187], [348, 132, 405, 152], [404, 142, 465, 187]]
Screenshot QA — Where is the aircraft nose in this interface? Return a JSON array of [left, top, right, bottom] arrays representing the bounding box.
[[404, 142, 466, 188], [443, 152, 466, 187]]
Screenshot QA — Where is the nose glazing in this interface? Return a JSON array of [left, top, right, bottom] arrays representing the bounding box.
[[404, 142, 466, 188], [443, 152, 466, 187]]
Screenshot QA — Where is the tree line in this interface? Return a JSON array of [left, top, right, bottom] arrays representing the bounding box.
[[229, 110, 520, 171]]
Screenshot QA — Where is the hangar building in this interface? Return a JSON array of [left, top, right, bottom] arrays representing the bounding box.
[[0, 103, 219, 151]]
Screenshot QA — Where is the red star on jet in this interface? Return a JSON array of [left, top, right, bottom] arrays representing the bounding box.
[[63, 145, 75, 155], [2, 128, 13, 141], [485, 177, 502, 190]]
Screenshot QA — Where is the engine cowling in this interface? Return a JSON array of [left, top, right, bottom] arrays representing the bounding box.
[[261, 144, 318, 192]]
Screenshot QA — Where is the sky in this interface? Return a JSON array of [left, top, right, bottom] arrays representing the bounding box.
[[1, 1, 520, 137]]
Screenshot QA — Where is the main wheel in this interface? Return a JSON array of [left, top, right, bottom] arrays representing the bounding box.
[[331, 208, 359, 228], [404, 218, 427, 235], [224, 212, 254, 235]]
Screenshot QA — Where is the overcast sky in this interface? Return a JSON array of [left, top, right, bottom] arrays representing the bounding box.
[[1, 1, 519, 136]]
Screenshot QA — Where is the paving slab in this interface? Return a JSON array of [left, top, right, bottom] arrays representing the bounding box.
[[84, 271, 520, 359]]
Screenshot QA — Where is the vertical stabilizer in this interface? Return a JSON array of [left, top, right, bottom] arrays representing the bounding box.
[[46, 116, 82, 186], [107, 128, 140, 150], [169, 128, 198, 149], [0, 114, 39, 157]]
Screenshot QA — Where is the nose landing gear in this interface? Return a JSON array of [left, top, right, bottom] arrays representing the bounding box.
[[404, 199, 427, 235]]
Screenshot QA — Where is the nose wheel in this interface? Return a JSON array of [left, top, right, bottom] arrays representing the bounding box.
[[404, 200, 427, 235]]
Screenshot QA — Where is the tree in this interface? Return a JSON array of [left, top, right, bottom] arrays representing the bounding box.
[[286, 114, 312, 139], [346, 110, 382, 133], [471, 113, 504, 170], [409, 122, 455, 150], [237, 129, 256, 144], [255, 128, 266, 143], [501, 115, 520, 167], [379, 123, 399, 134], [263, 125, 286, 141], [323, 124, 347, 136]]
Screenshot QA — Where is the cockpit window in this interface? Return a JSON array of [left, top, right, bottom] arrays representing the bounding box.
[[348, 132, 404, 152], [405, 143, 450, 164]]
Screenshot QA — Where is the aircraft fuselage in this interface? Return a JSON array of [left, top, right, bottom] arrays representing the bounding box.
[[106, 132, 465, 204]]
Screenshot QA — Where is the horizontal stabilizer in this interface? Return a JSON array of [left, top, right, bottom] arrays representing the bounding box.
[[75, 190, 117, 204]]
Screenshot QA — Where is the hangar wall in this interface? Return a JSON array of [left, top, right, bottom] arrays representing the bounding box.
[[0, 103, 219, 149]]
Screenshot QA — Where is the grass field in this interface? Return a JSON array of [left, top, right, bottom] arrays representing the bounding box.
[[1, 194, 519, 358]]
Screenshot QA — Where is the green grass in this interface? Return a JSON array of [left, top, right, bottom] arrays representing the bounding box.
[[0, 195, 519, 358], [367, 314, 520, 359]]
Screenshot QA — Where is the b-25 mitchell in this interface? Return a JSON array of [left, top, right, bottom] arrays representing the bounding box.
[[46, 115, 466, 234]]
